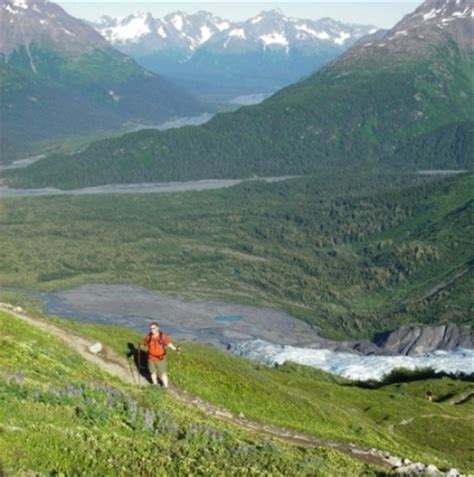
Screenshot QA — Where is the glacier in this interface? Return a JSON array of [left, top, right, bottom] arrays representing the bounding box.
[[230, 339, 474, 380]]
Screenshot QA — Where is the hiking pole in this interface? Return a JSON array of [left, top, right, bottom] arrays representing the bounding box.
[[137, 342, 142, 386]]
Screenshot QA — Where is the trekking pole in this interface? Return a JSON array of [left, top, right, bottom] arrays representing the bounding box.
[[137, 342, 142, 386]]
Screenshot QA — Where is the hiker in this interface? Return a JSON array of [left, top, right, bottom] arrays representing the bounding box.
[[141, 322, 180, 388]]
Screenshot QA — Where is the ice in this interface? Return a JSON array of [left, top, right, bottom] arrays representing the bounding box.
[[230, 340, 474, 381]]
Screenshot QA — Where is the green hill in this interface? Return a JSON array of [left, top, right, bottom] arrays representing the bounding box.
[[0, 0, 203, 163], [0, 309, 376, 476], [6, 1, 473, 189], [1, 308, 473, 475], [385, 120, 474, 170]]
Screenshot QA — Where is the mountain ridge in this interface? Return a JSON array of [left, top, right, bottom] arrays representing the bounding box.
[[0, 0, 203, 162], [92, 9, 377, 96], [7, 0, 472, 188]]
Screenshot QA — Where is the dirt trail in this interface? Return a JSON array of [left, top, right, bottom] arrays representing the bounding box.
[[1, 303, 396, 469]]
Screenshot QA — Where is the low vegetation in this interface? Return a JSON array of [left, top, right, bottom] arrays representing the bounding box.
[[1, 172, 472, 339], [1, 310, 377, 476], [2, 309, 472, 473]]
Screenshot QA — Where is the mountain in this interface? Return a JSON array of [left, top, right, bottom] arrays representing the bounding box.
[[92, 10, 376, 96], [0, 0, 203, 162], [5, 0, 473, 188], [94, 10, 230, 58]]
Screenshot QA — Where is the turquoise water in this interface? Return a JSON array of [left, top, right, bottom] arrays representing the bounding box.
[[215, 315, 242, 322]]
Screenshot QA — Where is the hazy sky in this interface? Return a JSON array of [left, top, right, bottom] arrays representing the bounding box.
[[57, 1, 422, 29]]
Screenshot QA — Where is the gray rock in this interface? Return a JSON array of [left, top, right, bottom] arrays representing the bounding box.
[[385, 456, 403, 468], [88, 342, 103, 354], [445, 469, 461, 477], [373, 324, 473, 356], [424, 464, 439, 475]]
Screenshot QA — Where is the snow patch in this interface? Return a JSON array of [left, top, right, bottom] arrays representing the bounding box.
[[295, 24, 318, 37], [215, 19, 230, 31], [12, 0, 28, 9], [200, 25, 213, 43], [316, 31, 331, 40], [259, 32, 289, 47], [334, 31, 351, 45], [251, 15, 263, 24], [230, 340, 474, 381], [4, 4, 18, 14], [452, 7, 470, 18], [107, 15, 151, 43], [170, 14, 184, 31], [423, 8, 441, 21], [229, 28, 246, 39], [157, 26, 167, 38]]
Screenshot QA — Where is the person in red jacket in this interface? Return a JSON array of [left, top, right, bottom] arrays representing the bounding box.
[[142, 322, 180, 388]]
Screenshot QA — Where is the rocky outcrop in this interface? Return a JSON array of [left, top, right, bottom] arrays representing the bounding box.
[[372, 324, 473, 356]]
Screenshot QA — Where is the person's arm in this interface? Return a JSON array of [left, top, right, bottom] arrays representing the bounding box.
[[167, 342, 181, 352]]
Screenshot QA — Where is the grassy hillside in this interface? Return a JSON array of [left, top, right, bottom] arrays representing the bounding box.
[[1, 309, 375, 476], [0, 172, 472, 339], [1, 308, 472, 474], [6, 41, 473, 189]]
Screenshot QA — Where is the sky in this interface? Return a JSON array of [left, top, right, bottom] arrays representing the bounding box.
[[57, 1, 423, 29]]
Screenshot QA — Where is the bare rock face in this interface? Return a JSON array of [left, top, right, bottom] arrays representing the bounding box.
[[0, 0, 110, 56], [339, 0, 472, 65], [373, 324, 473, 355]]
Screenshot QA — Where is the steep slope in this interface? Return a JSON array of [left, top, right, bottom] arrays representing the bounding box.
[[5, 0, 473, 188], [0, 0, 202, 162], [1, 308, 383, 476], [387, 120, 474, 169], [2, 306, 473, 474]]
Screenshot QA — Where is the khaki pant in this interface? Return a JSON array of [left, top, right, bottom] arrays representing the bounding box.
[[148, 357, 167, 375]]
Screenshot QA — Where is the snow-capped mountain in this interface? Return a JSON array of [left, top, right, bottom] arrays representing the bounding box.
[[92, 9, 376, 97], [0, 0, 202, 161], [94, 10, 231, 56], [203, 10, 376, 53], [343, 0, 472, 63], [93, 9, 375, 57], [1, 0, 110, 56]]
